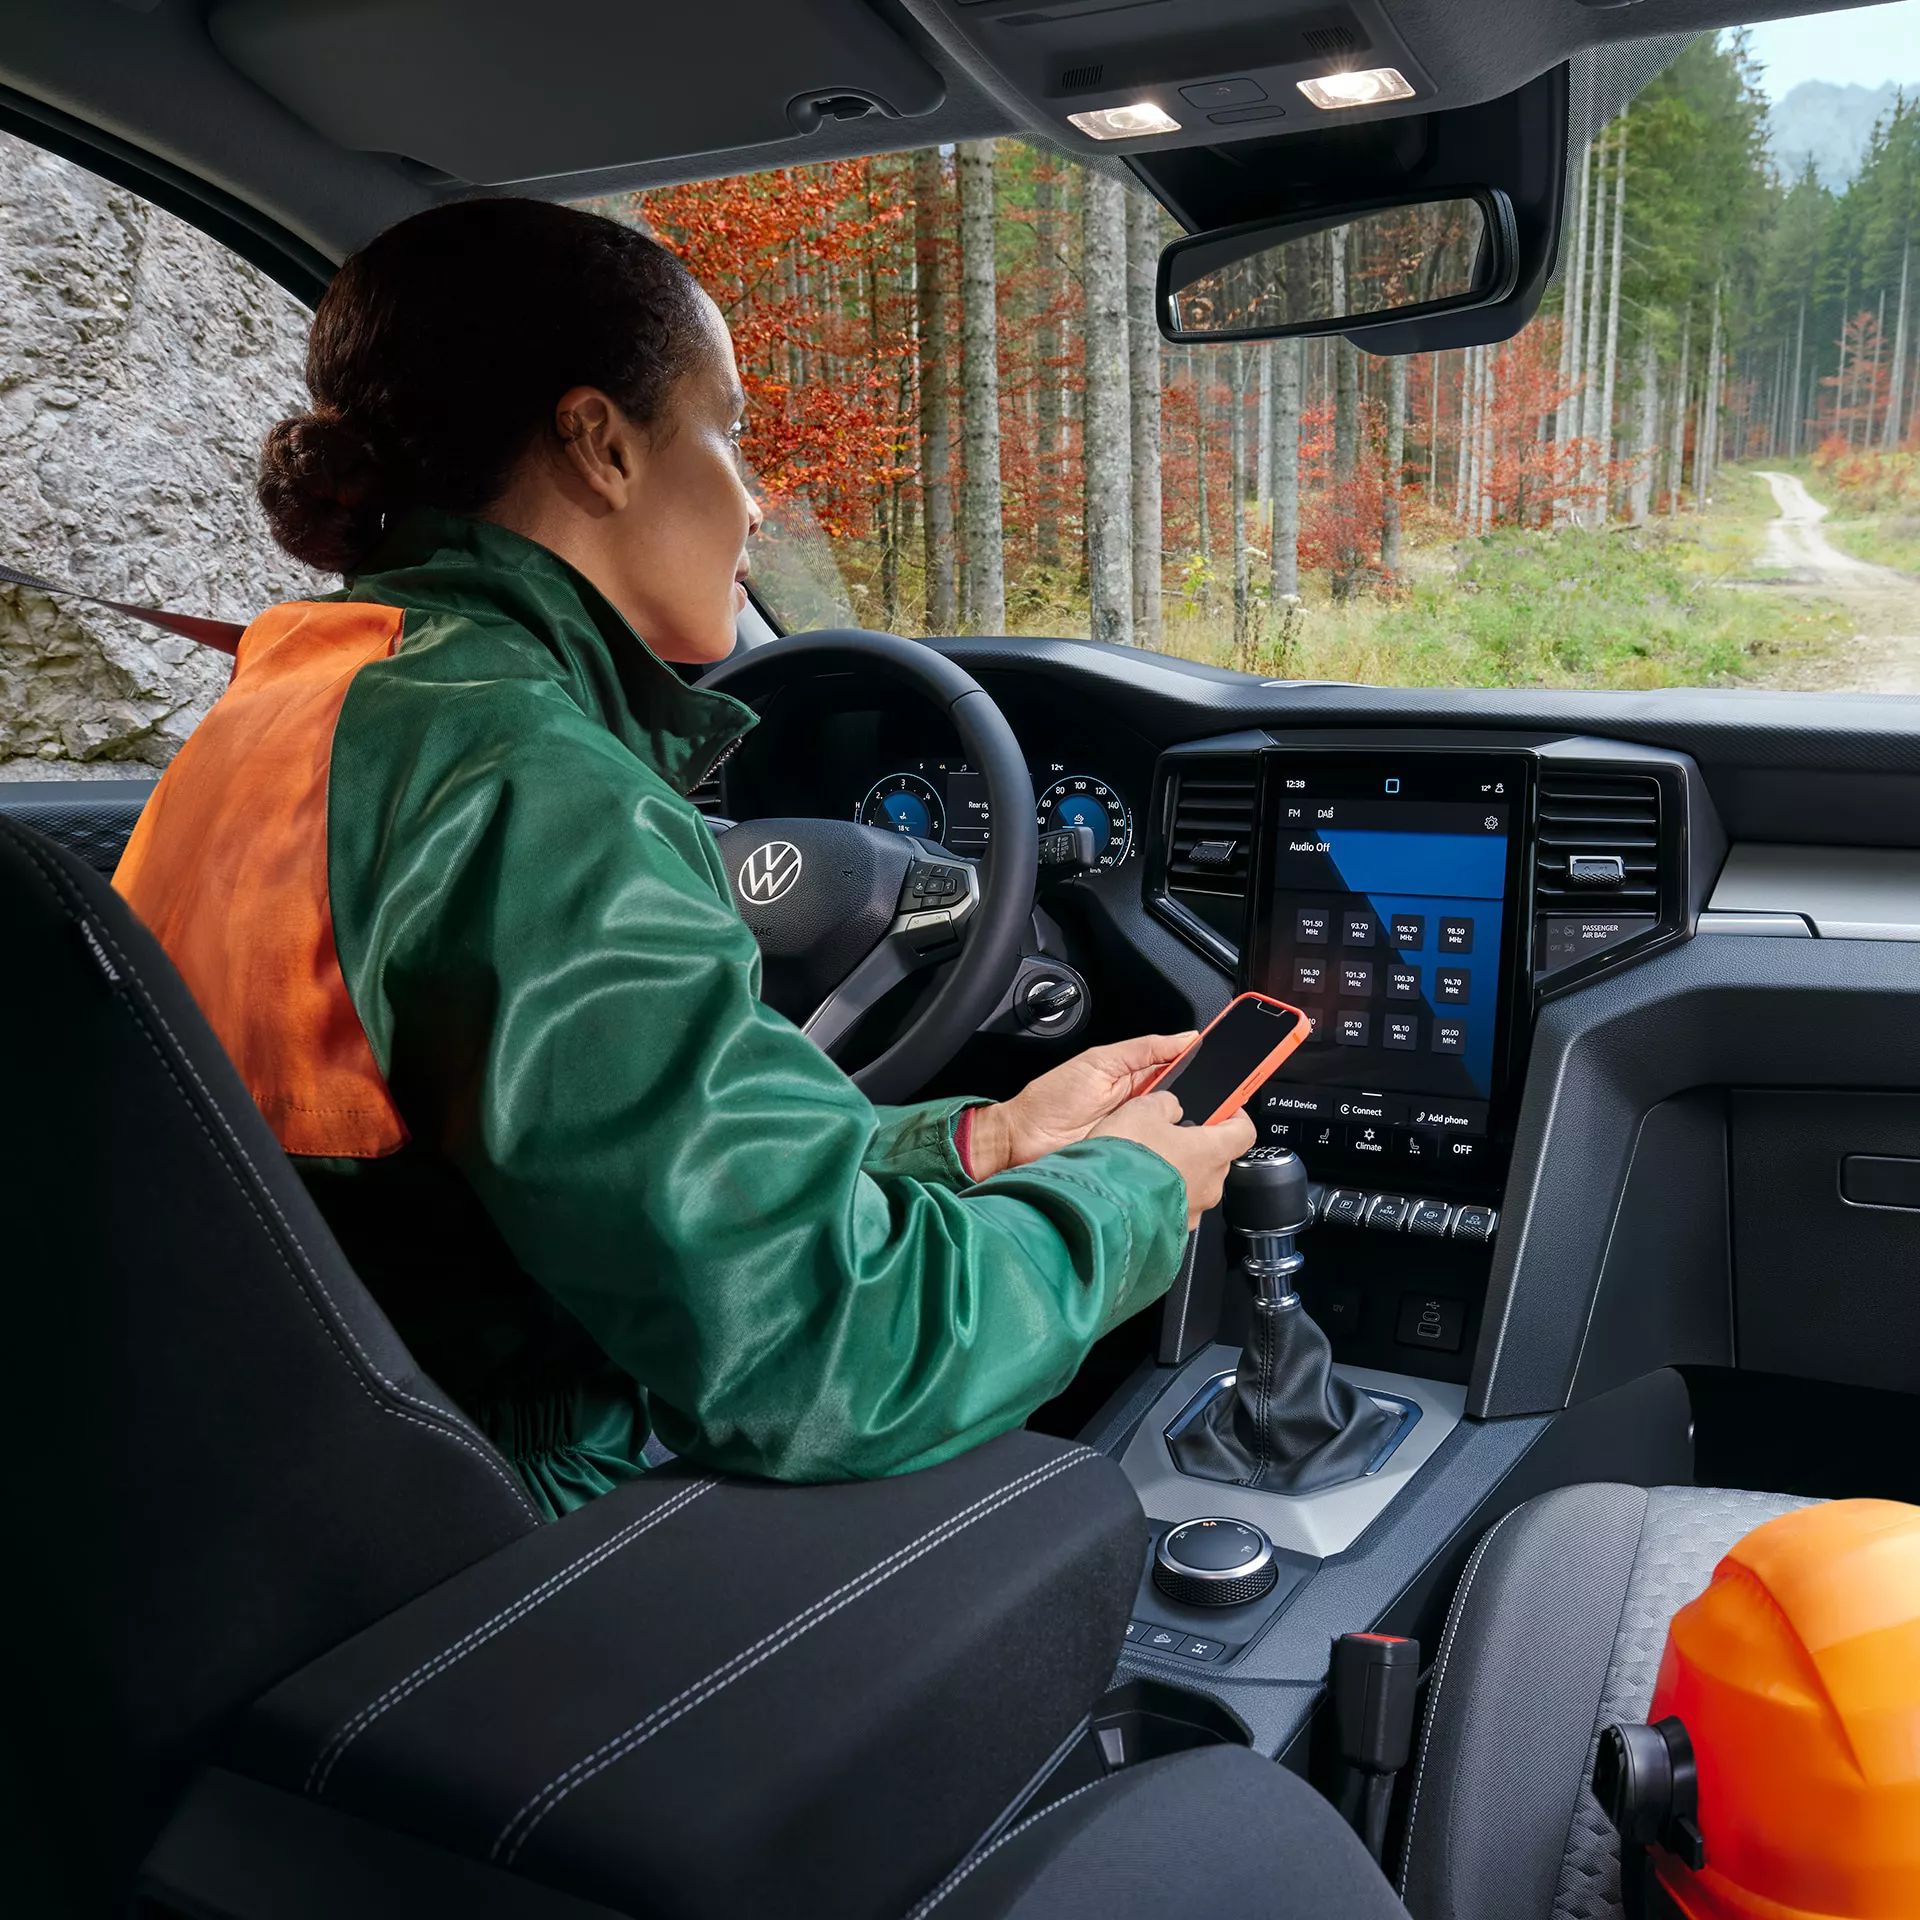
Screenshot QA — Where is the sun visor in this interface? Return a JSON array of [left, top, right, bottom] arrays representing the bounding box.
[[207, 0, 947, 185]]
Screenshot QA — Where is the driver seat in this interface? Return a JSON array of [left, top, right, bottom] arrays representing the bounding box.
[[0, 815, 1408, 1919]]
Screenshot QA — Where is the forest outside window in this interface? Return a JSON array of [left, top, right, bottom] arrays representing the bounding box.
[[581, 7, 1920, 697]]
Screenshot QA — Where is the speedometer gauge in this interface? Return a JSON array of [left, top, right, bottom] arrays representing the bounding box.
[[858, 771, 945, 843], [1036, 775, 1133, 870]]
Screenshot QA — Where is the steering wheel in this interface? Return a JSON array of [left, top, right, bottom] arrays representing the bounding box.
[[696, 630, 1038, 1104]]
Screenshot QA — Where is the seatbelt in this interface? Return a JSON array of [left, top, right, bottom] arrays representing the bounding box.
[[0, 560, 246, 656]]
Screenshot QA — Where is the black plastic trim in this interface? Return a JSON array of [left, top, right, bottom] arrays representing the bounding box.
[[1476, 932, 1920, 1418]]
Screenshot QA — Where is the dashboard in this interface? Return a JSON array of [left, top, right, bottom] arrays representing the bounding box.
[[700, 633, 1920, 1429], [720, 682, 1157, 884]]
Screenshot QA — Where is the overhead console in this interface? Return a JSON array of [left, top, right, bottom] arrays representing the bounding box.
[[917, 0, 1433, 156]]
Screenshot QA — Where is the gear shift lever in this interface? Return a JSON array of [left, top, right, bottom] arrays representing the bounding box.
[[1169, 1148, 1399, 1493]]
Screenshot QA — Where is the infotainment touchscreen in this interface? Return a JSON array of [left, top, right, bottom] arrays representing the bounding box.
[[1243, 752, 1530, 1180]]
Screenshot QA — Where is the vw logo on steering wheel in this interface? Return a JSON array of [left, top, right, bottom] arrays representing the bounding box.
[[739, 840, 803, 904]]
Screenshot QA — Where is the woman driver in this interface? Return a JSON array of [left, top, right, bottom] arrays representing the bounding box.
[[113, 197, 1253, 1517]]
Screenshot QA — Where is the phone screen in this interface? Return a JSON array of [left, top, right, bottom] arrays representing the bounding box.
[[1157, 996, 1305, 1123]]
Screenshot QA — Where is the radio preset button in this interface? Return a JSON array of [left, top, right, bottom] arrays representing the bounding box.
[[1435, 968, 1471, 1003], [1440, 918, 1475, 954], [1384, 1014, 1419, 1051], [1385, 965, 1422, 1000], [1391, 914, 1426, 949], [1364, 1193, 1411, 1231], [1451, 1204, 1498, 1242], [1432, 1020, 1467, 1054], [1320, 1188, 1367, 1227]]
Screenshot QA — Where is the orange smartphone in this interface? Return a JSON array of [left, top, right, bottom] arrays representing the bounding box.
[[1141, 992, 1311, 1125]]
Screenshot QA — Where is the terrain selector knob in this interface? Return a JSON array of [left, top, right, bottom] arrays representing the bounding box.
[[1152, 1517, 1279, 1607]]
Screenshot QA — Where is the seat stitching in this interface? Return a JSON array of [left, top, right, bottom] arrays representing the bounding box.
[[1397, 1503, 1523, 1899], [1547, 1487, 1655, 1920], [3, 823, 540, 1525], [903, 1777, 1111, 1918], [491, 1449, 1096, 1866], [307, 1476, 718, 1797]]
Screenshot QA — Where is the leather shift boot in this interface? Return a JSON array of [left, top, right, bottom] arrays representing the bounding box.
[[1169, 1298, 1400, 1493]]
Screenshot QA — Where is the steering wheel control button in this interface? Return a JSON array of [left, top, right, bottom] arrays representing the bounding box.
[[1320, 1188, 1367, 1228], [1363, 1193, 1410, 1231], [1450, 1204, 1498, 1242], [1396, 1294, 1465, 1353], [902, 910, 961, 957], [1154, 1518, 1279, 1608], [1406, 1198, 1453, 1238]]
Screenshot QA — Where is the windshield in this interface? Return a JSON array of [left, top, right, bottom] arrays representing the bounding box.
[[581, 5, 1920, 694]]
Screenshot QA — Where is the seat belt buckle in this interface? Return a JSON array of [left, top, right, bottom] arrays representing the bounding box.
[[1330, 1631, 1421, 1864]]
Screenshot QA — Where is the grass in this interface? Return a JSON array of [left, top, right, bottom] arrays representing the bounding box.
[[1153, 518, 1848, 691], [796, 470, 1853, 691], [1823, 515, 1920, 576]]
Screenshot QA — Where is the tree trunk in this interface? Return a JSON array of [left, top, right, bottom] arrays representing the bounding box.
[[1382, 349, 1408, 577], [1580, 130, 1610, 522], [1669, 312, 1692, 518], [1454, 349, 1473, 524], [1597, 117, 1627, 525], [1629, 329, 1659, 524], [1229, 343, 1252, 650], [957, 140, 1005, 633], [1270, 337, 1302, 604], [1885, 238, 1912, 454], [1082, 169, 1134, 646], [1695, 282, 1723, 500], [1257, 343, 1274, 505], [1033, 164, 1063, 570], [1555, 139, 1593, 525], [1126, 191, 1163, 649], [1789, 297, 1806, 457], [1193, 349, 1212, 597], [1330, 225, 1360, 599]]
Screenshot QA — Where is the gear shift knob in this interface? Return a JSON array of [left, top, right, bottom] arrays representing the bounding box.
[[1224, 1147, 1312, 1238]]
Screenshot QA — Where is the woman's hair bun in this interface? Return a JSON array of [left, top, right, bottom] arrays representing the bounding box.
[[257, 409, 391, 576]]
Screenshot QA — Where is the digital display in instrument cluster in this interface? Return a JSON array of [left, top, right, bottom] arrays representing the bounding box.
[[857, 759, 1134, 869]]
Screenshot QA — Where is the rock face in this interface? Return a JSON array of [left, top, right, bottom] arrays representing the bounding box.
[[0, 129, 321, 777]]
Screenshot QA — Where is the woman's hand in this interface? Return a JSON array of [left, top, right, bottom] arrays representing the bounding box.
[[1090, 1094, 1257, 1232], [964, 1032, 1198, 1178]]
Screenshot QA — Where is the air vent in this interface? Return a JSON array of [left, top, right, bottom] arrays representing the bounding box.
[[1059, 63, 1105, 92], [1167, 762, 1258, 897], [687, 770, 729, 819], [1301, 24, 1361, 56], [1535, 772, 1662, 912]]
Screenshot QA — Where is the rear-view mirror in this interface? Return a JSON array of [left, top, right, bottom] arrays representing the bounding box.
[[1157, 189, 1519, 343]]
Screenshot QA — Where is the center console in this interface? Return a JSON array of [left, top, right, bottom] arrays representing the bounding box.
[[1111, 733, 1701, 1715]]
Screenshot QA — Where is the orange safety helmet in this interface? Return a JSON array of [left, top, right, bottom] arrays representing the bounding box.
[[1595, 1499, 1920, 1920]]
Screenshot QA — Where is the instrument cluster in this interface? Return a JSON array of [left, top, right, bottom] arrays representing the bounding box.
[[856, 758, 1136, 871]]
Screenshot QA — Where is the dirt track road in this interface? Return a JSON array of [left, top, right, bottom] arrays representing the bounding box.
[[1750, 469, 1920, 692]]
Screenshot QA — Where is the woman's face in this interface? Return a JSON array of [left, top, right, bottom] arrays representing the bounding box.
[[611, 293, 763, 665]]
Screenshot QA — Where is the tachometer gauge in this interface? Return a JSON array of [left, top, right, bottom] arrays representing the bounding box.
[[858, 771, 945, 843], [1036, 775, 1133, 870]]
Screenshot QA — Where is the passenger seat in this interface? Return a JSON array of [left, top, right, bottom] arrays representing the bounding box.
[[1399, 1483, 1811, 1920]]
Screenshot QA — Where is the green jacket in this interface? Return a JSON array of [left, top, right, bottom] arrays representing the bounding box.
[[115, 510, 1187, 1515]]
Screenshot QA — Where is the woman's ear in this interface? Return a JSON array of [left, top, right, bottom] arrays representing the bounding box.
[[553, 386, 640, 511]]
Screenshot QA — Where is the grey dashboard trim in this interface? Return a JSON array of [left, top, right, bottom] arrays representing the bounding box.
[[1708, 844, 1920, 942], [1118, 1345, 1465, 1561], [1475, 932, 1920, 1418], [1698, 910, 1814, 937]]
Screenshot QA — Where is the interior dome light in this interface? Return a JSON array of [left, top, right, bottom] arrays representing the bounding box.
[[1296, 67, 1415, 110], [1067, 101, 1182, 140]]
